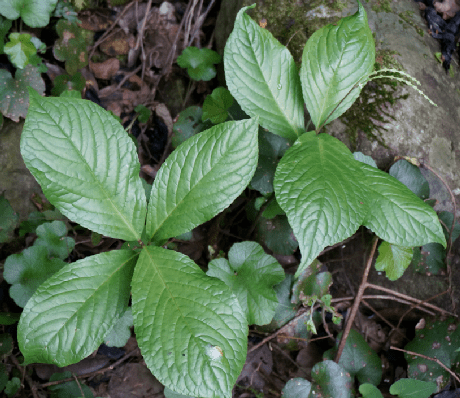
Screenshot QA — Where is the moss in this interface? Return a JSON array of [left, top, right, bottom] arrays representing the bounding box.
[[338, 50, 410, 149], [399, 10, 425, 37], [371, 0, 393, 13], [247, 0, 346, 64]]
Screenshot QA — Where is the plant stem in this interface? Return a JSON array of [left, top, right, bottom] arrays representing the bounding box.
[[334, 237, 378, 363]]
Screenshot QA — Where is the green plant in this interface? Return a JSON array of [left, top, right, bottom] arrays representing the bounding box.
[[177, 46, 221, 81], [0, 0, 58, 28], [17, 2, 448, 398]]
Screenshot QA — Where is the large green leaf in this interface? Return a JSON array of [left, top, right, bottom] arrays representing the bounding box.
[[146, 119, 258, 244], [374, 241, 413, 281], [300, 0, 375, 129], [359, 162, 446, 248], [274, 132, 368, 276], [207, 241, 285, 325], [21, 89, 147, 241], [0, 0, 58, 28], [224, 5, 304, 142], [132, 246, 247, 398], [18, 250, 137, 366]]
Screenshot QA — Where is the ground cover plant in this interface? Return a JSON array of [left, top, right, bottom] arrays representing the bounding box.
[[2, 0, 458, 397]]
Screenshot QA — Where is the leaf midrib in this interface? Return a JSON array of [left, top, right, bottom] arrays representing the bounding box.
[[35, 99, 141, 240]]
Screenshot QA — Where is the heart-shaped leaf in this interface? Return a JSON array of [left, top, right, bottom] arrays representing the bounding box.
[[324, 329, 382, 385], [34, 220, 75, 260], [207, 241, 285, 325], [3, 245, 66, 308], [0, 0, 58, 28], [0, 65, 45, 122]]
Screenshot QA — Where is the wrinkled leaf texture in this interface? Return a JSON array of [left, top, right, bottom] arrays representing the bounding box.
[[132, 246, 247, 398], [21, 89, 146, 241], [360, 162, 445, 248], [301, 0, 375, 129], [147, 118, 258, 244], [274, 132, 368, 276], [18, 250, 137, 366], [275, 133, 445, 276], [224, 5, 304, 142]]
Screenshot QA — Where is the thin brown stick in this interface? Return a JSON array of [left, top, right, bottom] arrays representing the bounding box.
[[366, 283, 456, 317], [396, 290, 450, 331], [10, 355, 39, 398], [361, 299, 407, 342], [335, 237, 379, 363], [134, 0, 152, 50], [116, 65, 142, 89], [390, 346, 460, 384], [332, 295, 436, 315], [73, 373, 85, 396], [89, 1, 135, 59]]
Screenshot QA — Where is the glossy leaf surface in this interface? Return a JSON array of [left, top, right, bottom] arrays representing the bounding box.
[[21, 90, 147, 241], [18, 250, 137, 366], [207, 241, 285, 325], [301, 1, 374, 129], [147, 119, 258, 244], [360, 162, 446, 248], [224, 5, 304, 141], [274, 132, 367, 276], [132, 246, 247, 398]]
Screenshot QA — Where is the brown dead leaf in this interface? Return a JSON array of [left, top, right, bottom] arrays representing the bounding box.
[[79, 10, 113, 31], [90, 58, 120, 80], [100, 30, 133, 56]]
